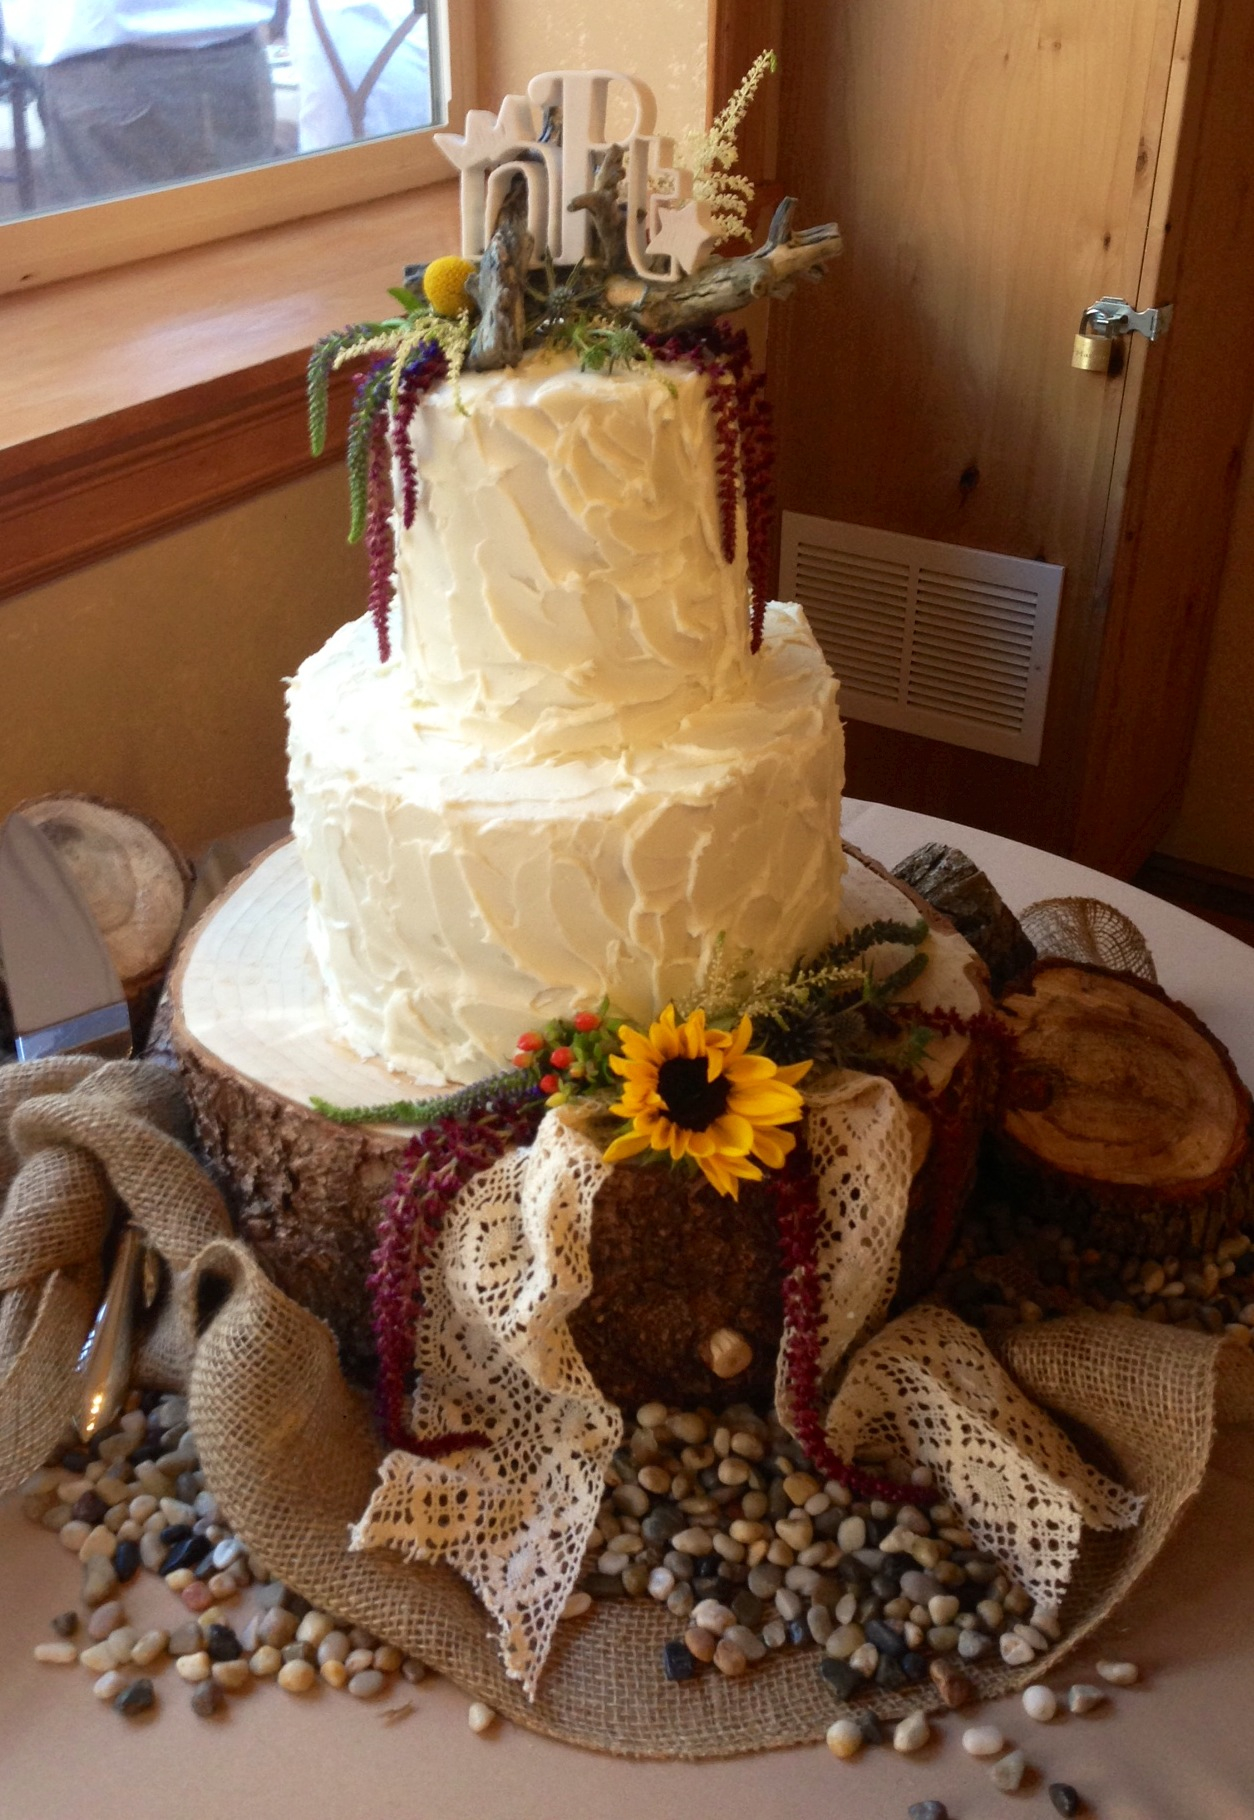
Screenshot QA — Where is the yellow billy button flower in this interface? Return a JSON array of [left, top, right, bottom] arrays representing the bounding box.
[[602, 1005, 811, 1200], [422, 255, 478, 318]]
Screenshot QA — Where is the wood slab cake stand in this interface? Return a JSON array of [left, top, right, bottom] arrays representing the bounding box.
[[172, 839, 990, 1397]]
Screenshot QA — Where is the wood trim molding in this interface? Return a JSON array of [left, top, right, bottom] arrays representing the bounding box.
[[0, 359, 356, 602]]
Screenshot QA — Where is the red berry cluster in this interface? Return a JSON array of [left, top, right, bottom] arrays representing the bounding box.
[[647, 323, 778, 653], [770, 1145, 929, 1506], [513, 1008, 622, 1104]]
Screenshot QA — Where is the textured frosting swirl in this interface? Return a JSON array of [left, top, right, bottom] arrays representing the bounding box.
[[396, 354, 753, 760], [288, 607, 845, 1083]]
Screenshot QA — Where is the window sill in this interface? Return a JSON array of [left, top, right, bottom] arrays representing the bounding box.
[[0, 179, 461, 602]]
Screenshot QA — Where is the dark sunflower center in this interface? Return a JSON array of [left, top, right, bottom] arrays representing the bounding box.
[[656, 1055, 731, 1132]]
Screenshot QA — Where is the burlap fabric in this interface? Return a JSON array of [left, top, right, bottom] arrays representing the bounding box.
[[4, 1057, 1254, 1758], [0, 1057, 231, 1496]]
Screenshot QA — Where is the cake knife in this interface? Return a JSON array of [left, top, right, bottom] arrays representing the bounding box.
[[0, 811, 132, 1060]]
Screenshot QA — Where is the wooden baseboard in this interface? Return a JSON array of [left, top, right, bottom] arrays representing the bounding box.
[[1134, 851, 1254, 947]]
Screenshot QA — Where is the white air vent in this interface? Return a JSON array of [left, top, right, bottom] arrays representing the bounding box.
[[780, 514, 1063, 764]]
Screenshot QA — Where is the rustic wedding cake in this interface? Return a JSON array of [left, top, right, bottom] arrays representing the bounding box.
[[287, 354, 845, 1084]]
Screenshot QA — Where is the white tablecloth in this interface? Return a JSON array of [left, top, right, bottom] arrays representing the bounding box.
[[2, 802, 1252, 1820]]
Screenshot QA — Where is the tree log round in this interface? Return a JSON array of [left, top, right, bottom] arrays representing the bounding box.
[[10, 793, 191, 1048], [995, 960, 1254, 1257], [172, 840, 992, 1403]]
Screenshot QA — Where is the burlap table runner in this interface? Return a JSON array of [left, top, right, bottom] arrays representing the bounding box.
[[3, 1056, 1253, 1759]]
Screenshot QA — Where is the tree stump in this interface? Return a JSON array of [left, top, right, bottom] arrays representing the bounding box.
[[8, 793, 191, 1049], [995, 960, 1254, 1257], [172, 840, 993, 1403]]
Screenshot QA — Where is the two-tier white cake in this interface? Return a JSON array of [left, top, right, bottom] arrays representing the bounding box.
[[287, 352, 846, 1084]]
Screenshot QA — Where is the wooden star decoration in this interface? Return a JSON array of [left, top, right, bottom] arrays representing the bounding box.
[[645, 199, 718, 277], [434, 94, 537, 172]]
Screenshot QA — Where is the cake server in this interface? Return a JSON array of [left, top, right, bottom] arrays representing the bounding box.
[[0, 811, 132, 1060]]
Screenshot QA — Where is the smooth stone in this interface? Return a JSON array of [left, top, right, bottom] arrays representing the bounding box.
[[672, 1528, 714, 1556], [899, 1571, 942, 1605], [927, 1593, 959, 1626], [893, 1711, 930, 1753], [825, 1718, 863, 1759], [1096, 1658, 1139, 1685], [848, 1642, 879, 1676], [900, 1651, 929, 1684], [929, 1659, 973, 1707], [115, 1678, 155, 1718], [662, 1639, 695, 1682], [250, 1645, 282, 1677], [908, 1804, 949, 1820], [175, 1651, 212, 1683], [1067, 1683, 1107, 1714], [33, 1641, 79, 1665], [683, 1626, 718, 1664], [855, 1710, 883, 1747], [819, 1656, 861, 1701], [963, 1724, 1006, 1757], [277, 1659, 317, 1693], [724, 1624, 766, 1664], [205, 1623, 243, 1662], [112, 1540, 140, 1583], [958, 1629, 993, 1661], [747, 1562, 783, 1599], [875, 1653, 907, 1692], [86, 1601, 125, 1642], [807, 1605, 833, 1646], [826, 1622, 864, 1661], [81, 1556, 119, 1607], [774, 1588, 804, 1623], [93, 1670, 128, 1702], [761, 1619, 787, 1650], [139, 1533, 168, 1573], [212, 1658, 251, 1691], [991, 1749, 1027, 1792], [837, 1516, 867, 1553], [927, 1625, 960, 1653], [713, 1638, 747, 1677], [191, 1680, 226, 1717], [259, 1608, 299, 1648], [79, 1642, 116, 1673], [1023, 1683, 1058, 1721], [691, 1599, 735, 1635], [50, 1611, 79, 1639], [865, 1619, 906, 1658], [131, 1630, 169, 1668], [105, 1626, 138, 1665], [1000, 1631, 1036, 1666], [1049, 1785, 1081, 1817], [168, 1621, 204, 1658]]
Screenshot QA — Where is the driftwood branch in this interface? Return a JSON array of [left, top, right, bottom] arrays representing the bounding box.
[[466, 174, 533, 371], [603, 199, 841, 334], [567, 142, 631, 275]]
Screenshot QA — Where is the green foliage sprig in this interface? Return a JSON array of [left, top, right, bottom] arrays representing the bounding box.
[[312, 1066, 536, 1127]]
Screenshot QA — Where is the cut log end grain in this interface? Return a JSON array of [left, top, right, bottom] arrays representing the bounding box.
[[997, 961, 1253, 1256]]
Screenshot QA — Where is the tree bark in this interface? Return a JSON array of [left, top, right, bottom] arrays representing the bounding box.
[[466, 174, 533, 372]]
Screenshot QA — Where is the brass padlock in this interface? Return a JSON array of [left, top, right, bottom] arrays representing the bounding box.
[[1071, 296, 1171, 371], [1072, 331, 1111, 372]]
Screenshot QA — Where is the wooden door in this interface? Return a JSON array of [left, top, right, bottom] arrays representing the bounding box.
[[769, 0, 1190, 857]]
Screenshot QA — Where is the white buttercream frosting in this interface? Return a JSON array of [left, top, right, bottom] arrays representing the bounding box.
[[395, 354, 752, 760], [287, 353, 847, 1083]]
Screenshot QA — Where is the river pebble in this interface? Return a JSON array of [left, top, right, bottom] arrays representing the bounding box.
[[467, 1701, 496, 1733], [990, 1748, 1027, 1792], [1067, 1682, 1106, 1713], [908, 1804, 949, 1820], [1023, 1683, 1057, 1721], [1096, 1658, 1139, 1685], [33, 1641, 78, 1665], [825, 1717, 863, 1759], [115, 1678, 155, 1718], [1049, 1785, 1082, 1817], [962, 1724, 1005, 1757], [277, 1659, 317, 1693], [893, 1711, 930, 1753]]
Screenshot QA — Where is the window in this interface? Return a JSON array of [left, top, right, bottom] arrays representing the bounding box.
[[0, 0, 473, 293]]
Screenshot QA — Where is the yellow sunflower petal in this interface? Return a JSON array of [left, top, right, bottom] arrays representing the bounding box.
[[602, 1130, 651, 1165], [774, 1059, 813, 1086], [749, 1126, 795, 1170], [724, 1054, 780, 1083], [708, 1112, 755, 1155], [724, 1014, 754, 1061]]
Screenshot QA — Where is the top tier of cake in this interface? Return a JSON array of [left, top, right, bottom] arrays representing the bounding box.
[[395, 353, 753, 761]]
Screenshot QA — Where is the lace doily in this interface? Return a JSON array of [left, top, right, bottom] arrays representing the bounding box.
[[825, 1305, 1143, 1611], [351, 1106, 622, 1696]]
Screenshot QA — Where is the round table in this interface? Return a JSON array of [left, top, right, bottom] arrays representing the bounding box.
[[2, 802, 1252, 1820]]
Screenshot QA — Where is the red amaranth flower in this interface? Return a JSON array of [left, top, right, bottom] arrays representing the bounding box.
[[367, 1091, 543, 1451], [770, 1143, 929, 1506]]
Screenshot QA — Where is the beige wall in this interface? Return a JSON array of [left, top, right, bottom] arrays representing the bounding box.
[[0, 468, 364, 857], [475, 0, 708, 138], [1160, 408, 1254, 878]]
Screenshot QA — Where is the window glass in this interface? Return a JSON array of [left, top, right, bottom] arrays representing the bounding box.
[[0, 0, 443, 220]]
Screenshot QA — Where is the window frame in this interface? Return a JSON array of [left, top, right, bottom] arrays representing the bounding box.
[[0, 0, 477, 296]]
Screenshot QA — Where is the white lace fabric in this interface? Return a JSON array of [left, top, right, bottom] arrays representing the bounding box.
[[350, 1106, 622, 1696], [353, 1075, 1142, 1694]]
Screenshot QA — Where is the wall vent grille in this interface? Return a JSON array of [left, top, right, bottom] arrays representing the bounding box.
[[780, 514, 1063, 764]]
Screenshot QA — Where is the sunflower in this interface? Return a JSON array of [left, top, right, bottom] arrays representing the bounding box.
[[602, 1005, 811, 1199]]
